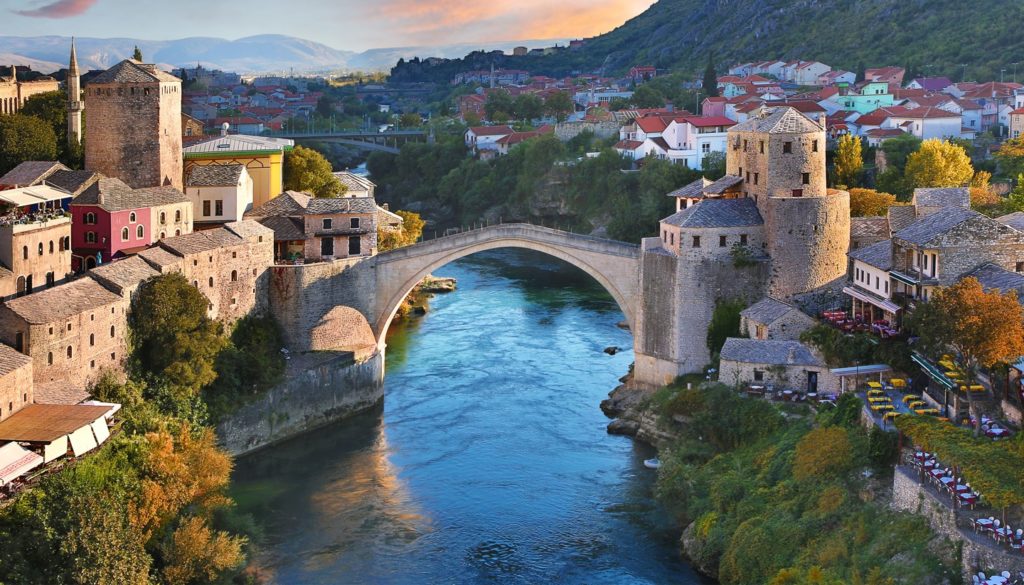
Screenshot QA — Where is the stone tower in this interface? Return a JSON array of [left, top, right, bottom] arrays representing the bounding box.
[[726, 107, 849, 300], [84, 59, 183, 190], [67, 38, 83, 147]]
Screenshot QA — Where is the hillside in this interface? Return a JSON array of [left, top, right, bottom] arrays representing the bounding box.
[[392, 0, 1024, 81]]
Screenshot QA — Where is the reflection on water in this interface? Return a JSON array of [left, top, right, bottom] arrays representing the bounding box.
[[232, 249, 710, 585]]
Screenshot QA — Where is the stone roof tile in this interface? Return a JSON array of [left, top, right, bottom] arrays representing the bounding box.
[[848, 239, 893, 271], [88, 256, 159, 293], [88, 59, 180, 84], [965, 263, 1024, 297], [158, 228, 243, 256], [888, 205, 918, 233], [720, 338, 824, 367], [851, 216, 890, 240], [741, 297, 798, 325], [660, 198, 763, 229], [894, 207, 980, 246], [46, 169, 101, 196], [3, 278, 122, 324], [185, 164, 244, 187], [73, 178, 188, 212], [730, 106, 822, 134], [0, 161, 66, 187], [258, 216, 305, 241], [997, 211, 1024, 232], [0, 343, 31, 377], [912, 187, 969, 209], [666, 177, 712, 198]]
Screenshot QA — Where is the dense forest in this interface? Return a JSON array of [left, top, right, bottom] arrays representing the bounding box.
[[392, 0, 1024, 81]]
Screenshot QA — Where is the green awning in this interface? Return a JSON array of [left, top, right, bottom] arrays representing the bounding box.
[[911, 352, 956, 390], [891, 271, 917, 286]]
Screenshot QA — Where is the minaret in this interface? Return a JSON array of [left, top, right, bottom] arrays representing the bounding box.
[[67, 38, 83, 147]]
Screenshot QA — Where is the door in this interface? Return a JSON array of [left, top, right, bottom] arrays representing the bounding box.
[[348, 236, 361, 256], [807, 371, 818, 393], [320, 237, 334, 258]]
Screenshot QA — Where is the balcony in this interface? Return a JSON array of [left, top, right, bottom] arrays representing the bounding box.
[[0, 209, 70, 235], [890, 267, 938, 287]]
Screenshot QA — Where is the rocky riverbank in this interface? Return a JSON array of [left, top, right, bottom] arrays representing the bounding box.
[[392, 275, 457, 320]]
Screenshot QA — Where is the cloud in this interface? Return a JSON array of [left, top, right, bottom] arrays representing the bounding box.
[[14, 0, 98, 18], [368, 0, 652, 44]]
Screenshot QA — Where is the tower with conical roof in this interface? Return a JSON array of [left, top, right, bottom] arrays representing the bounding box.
[[67, 38, 83, 147]]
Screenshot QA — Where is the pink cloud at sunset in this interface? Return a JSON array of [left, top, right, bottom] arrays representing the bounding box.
[[14, 0, 98, 18], [370, 0, 655, 44]]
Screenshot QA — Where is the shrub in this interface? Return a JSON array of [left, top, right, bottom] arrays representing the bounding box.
[[793, 427, 856, 482]]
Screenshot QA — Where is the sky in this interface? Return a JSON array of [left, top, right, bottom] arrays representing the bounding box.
[[2, 0, 656, 51]]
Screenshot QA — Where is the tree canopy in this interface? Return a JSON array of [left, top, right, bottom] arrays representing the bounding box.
[[0, 114, 58, 174], [283, 145, 346, 198], [702, 53, 719, 98], [904, 139, 974, 189], [848, 188, 900, 217], [833, 134, 863, 187], [377, 210, 425, 252]]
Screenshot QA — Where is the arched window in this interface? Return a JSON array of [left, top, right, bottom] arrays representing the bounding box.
[[37, 243, 43, 256], [121, 227, 129, 241], [84, 212, 96, 225], [129, 212, 136, 223], [175, 210, 181, 222], [231, 270, 237, 282], [159, 211, 166, 224], [86, 232, 96, 243], [89, 333, 95, 346], [137, 225, 144, 239], [192, 280, 198, 288], [15, 276, 25, 296], [63, 236, 70, 250], [58, 238, 64, 252], [49, 241, 54, 254], [66, 346, 72, 359], [160, 232, 165, 239], [175, 229, 181, 236]]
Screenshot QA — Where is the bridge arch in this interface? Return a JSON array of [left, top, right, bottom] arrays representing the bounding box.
[[371, 225, 641, 349]]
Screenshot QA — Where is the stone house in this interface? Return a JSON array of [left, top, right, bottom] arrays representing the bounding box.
[[658, 197, 765, 259], [0, 161, 101, 198], [70, 178, 192, 271], [185, 164, 253, 226], [740, 297, 815, 341], [912, 187, 969, 218], [850, 216, 891, 250], [845, 239, 900, 325], [0, 213, 72, 300], [246, 191, 378, 264], [84, 60, 183, 190], [0, 343, 32, 422], [333, 172, 376, 198], [718, 337, 836, 393]]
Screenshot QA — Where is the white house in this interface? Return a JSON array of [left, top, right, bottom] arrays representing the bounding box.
[[465, 126, 515, 152], [938, 98, 983, 132], [884, 106, 963, 140], [184, 164, 253, 225], [793, 61, 831, 85], [616, 115, 733, 168], [333, 171, 376, 198], [844, 239, 900, 326]]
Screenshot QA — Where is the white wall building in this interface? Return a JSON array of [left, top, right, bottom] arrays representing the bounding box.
[[184, 164, 253, 225]]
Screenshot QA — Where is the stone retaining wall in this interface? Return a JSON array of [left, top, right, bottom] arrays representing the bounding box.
[[216, 349, 384, 455]]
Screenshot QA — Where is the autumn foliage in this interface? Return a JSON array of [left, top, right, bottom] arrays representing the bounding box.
[[848, 188, 901, 217], [792, 426, 856, 482], [904, 139, 974, 189]]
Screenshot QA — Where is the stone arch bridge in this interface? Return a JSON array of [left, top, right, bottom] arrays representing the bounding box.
[[269, 223, 649, 378]]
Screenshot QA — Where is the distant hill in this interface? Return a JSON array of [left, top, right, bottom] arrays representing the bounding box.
[[0, 35, 564, 75], [392, 0, 1024, 82]]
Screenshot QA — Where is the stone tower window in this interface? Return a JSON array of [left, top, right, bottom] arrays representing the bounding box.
[[743, 139, 748, 151], [22, 246, 27, 260], [37, 243, 43, 256], [754, 173, 759, 185], [812, 140, 819, 152], [783, 141, 792, 153], [692, 236, 701, 248], [792, 189, 803, 197], [47, 352, 53, 365], [66, 346, 72, 359], [802, 173, 810, 184], [740, 234, 748, 245], [759, 141, 764, 153], [209, 277, 214, 288], [231, 270, 238, 282], [110, 325, 115, 337], [89, 333, 94, 347], [49, 241, 54, 254], [323, 218, 333, 230], [351, 218, 360, 229], [719, 235, 727, 247]]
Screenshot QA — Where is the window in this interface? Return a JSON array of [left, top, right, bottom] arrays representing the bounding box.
[[348, 236, 361, 255], [351, 218, 360, 229], [160, 232, 165, 239], [1017, 262, 1024, 273], [86, 231, 96, 243], [740, 234, 748, 245], [175, 229, 181, 236], [783, 141, 792, 153], [89, 333, 95, 347], [37, 243, 43, 256], [160, 211, 166, 224], [66, 346, 72, 359], [792, 189, 803, 197], [121, 227, 129, 241], [47, 352, 53, 365], [14, 332, 22, 353], [754, 369, 764, 381], [208, 277, 214, 288], [669, 232, 674, 246], [759, 140, 764, 153], [719, 235, 727, 247], [321, 237, 334, 257], [812, 140, 819, 152], [129, 212, 136, 223], [215, 200, 224, 216], [63, 236, 70, 250], [743, 139, 748, 151], [754, 172, 759, 185], [84, 212, 96, 225], [745, 171, 750, 184], [231, 270, 238, 282], [692, 235, 701, 248], [175, 210, 181, 222], [49, 241, 54, 254], [137, 225, 144, 239], [110, 325, 115, 337], [885, 281, 889, 294], [202, 200, 211, 217], [21, 246, 27, 260], [802, 172, 810, 184], [46, 272, 54, 288], [322, 218, 333, 230]]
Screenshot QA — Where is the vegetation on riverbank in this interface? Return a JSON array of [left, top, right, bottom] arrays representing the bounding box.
[[368, 134, 710, 242], [649, 384, 955, 584], [0, 273, 285, 584]]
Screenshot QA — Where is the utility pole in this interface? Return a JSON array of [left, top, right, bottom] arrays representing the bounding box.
[[1002, 69, 1006, 84], [961, 64, 968, 83], [1014, 62, 1020, 84]]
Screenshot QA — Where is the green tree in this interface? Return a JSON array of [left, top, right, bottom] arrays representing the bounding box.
[[833, 134, 863, 187], [995, 136, 1024, 178], [703, 53, 719, 98], [0, 114, 58, 174], [484, 90, 513, 121], [132, 45, 143, 61], [543, 91, 575, 122], [129, 273, 227, 393], [631, 84, 666, 109], [283, 145, 345, 197], [512, 93, 544, 121], [879, 133, 921, 172], [315, 95, 336, 118], [398, 112, 422, 127], [855, 61, 866, 83], [707, 298, 746, 361], [904, 139, 974, 188], [19, 91, 82, 166]]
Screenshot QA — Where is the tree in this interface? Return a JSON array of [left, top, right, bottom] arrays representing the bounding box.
[[283, 145, 345, 198], [484, 90, 513, 121], [377, 210, 425, 251], [848, 188, 899, 217], [398, 112, 422, 128], [904, 138, 974, 189], [132, 46, 143, 61], [855, 61, 866, 83], [161, 516, 245, 585], [315, 95, 336, 118], [631, 84, 665, 109], [702, 150, 726, 179], [707, 298, 746, 360], [543, 91, 574, 122], [793, 426, 855, 482], [19, 91, 81, 165], [969, 170, 1000, 208], [880, 133, 922, 172], [129, 273, 227, 393], [512, 93, 543, 121], [703, 53, 719, 98], [834, 134, 863, 187], [995, 136, 1024, 178], [907, 277, 1024, 433], [0, 114, 58, 174]]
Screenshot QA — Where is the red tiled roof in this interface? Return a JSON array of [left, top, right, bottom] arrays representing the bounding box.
[[614, 139, 644, 150], [682, 115, 736, 127], [892, 106, 960, 119], [866, 128, 906, 137], [636, 116, 669, 133], [469, 125, 514, 136]]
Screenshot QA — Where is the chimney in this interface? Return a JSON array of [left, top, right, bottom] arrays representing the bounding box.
[[221, 122, 230, 137], [383, 203, 390, 210], [817, 112, 827, 128]]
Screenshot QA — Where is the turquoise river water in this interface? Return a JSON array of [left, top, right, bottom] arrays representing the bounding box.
[[231, 249, 711, 585]]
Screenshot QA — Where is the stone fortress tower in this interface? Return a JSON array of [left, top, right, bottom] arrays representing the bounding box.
[[632, 107, 850, 387], [84, 59, 183, 190], [67, 39, 83, 148]]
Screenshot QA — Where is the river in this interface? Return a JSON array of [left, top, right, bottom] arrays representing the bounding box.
[[231, 249, 710, 585]]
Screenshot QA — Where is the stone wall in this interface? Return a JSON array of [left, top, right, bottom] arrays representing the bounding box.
[[766, 192, 850, 300], [718, 357, 837, 393], [554, 121, 621, 141], [0, 218, 72, 300], [0, 345, 32, 420], [215, 350, 384, 455], [892, 465, 1024, 582]]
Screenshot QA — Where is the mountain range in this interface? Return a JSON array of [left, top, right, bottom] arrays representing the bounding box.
[[0, 34, 566, 75]]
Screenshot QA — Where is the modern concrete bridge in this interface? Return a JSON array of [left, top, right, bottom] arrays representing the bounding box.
[[265, 129, 428, 153]]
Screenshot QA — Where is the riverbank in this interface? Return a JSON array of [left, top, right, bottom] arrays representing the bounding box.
[[391, 275, 457, 320]]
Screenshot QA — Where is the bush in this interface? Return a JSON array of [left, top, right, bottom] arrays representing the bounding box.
[[792, 427, 856, 482]]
